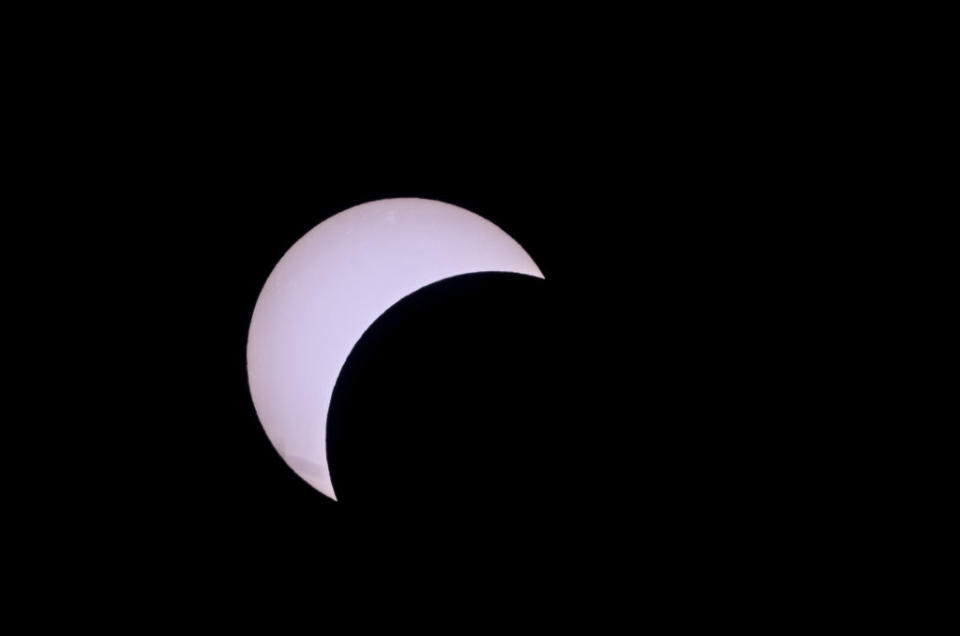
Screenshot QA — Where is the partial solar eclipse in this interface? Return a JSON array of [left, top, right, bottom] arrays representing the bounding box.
[[246, 198, 544, 500]]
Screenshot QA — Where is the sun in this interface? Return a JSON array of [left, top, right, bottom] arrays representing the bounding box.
[[246, 198, 543, 500]]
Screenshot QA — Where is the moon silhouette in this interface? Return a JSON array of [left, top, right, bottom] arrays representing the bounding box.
[[246, 198, 544, 500]]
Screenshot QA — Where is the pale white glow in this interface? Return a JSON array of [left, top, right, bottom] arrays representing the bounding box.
[[246, 198, 544, 500]]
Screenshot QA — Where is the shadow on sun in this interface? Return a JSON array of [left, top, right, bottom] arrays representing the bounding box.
[[327, 272, 582, 518]]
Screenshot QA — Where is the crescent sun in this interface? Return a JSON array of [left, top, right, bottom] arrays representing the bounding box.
[[246, 198, 545, 500]]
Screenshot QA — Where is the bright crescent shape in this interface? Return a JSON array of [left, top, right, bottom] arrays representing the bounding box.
[[246, 198, 544, 500]]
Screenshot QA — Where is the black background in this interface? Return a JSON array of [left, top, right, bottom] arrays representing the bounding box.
[[12, 34, 820, 613], [4, 6, 920, 623]]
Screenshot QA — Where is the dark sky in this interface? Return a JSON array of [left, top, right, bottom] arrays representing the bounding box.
[[15, 51, 817, 612]]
